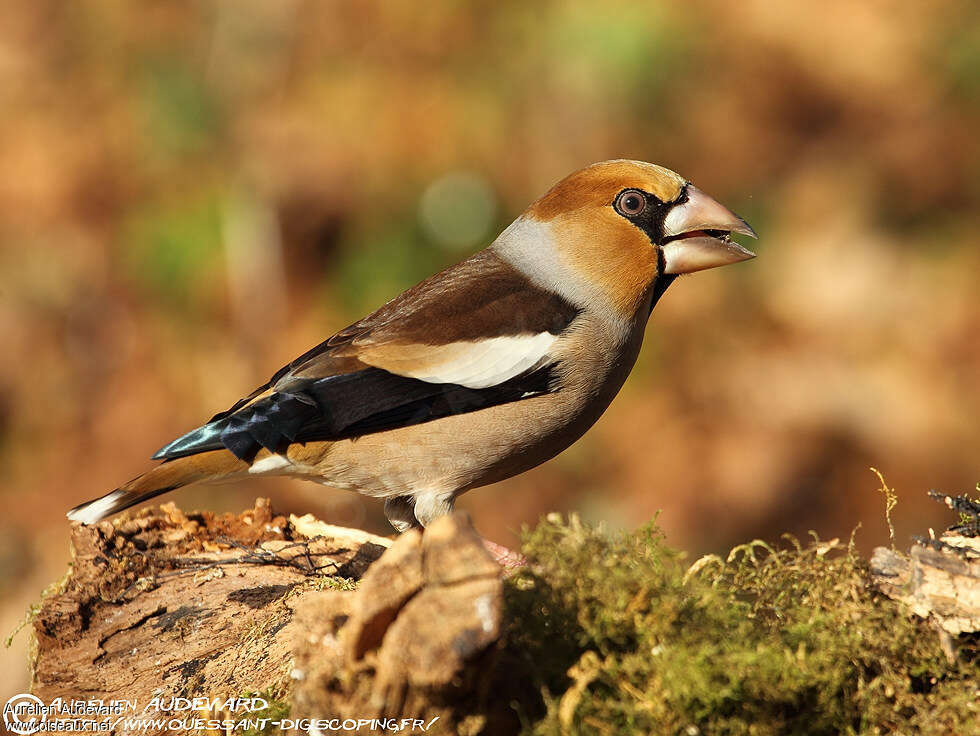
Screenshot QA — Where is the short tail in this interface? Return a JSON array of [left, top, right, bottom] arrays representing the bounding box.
[[67, 450, 247, 525]]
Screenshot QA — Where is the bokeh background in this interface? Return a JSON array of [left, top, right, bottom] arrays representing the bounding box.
[[2, 0, 979, 695]]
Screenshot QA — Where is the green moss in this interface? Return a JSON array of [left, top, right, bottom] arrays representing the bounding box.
[[237, 688, 290, 736], [5, 565, 72, 648], [317, 576, 358, 592], [503, 516, 979, 736]]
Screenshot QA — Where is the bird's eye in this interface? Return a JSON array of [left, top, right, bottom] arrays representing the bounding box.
[[615, 189, 646, 216]]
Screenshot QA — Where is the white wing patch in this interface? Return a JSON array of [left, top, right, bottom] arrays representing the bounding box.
[[366, 333, 557, 389], [249, 454, 293, 474]]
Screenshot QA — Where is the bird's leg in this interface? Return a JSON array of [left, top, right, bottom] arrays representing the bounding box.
[[411, 489, 458, 528], [383, 495, 419, 534], [402, 492, 526, 571], [481, 538, 526, 571]]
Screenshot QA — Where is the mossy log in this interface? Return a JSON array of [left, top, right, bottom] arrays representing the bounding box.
[[25, 492, 980, 735]]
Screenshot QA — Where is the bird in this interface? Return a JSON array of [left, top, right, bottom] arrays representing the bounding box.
[[68, 160, 756, 551]]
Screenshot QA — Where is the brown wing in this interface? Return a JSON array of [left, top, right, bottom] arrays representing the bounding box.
[[152, 249, 579, 462], [285, 249, 578, 377]]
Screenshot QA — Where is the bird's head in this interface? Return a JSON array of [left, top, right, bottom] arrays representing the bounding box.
[[501, 160, 756, 319]]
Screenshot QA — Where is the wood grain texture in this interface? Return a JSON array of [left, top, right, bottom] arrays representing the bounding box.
[[34, 499, 386, 733]]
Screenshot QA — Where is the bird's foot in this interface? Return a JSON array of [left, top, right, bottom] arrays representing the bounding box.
[[481, 538, 526, 572]]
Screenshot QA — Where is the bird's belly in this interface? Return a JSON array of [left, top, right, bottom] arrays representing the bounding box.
[[292, 391, 583, 497], [283, 309, 648, 499]]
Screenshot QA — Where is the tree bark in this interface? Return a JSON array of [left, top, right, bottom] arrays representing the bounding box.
[[870, 492, 980, 637], [31, 499, 390, 731], [29, 500, 510, 735]]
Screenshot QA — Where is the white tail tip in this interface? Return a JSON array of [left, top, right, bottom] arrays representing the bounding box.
[[66, 490, 127, 525]]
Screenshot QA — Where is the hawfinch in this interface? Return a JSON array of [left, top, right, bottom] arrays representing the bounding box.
[[68, 160, 756, 534]]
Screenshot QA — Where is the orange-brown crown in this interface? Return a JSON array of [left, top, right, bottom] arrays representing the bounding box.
[[527, 160, 687, 221]]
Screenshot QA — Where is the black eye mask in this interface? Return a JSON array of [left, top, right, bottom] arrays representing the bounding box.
[[613, 184, 689, 246]]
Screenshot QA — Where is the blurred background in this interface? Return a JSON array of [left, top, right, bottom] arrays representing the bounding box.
[[2, 0, 979, 695]]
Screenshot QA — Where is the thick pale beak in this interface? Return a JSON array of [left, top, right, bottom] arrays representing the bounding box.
[[661, 185, 757, 275]]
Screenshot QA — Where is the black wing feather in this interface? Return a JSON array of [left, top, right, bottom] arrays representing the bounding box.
[[153, 364, 557, 462]]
